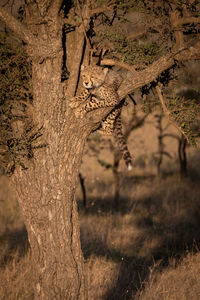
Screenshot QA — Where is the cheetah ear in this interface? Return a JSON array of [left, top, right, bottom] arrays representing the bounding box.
[[103, 68, 108, 76], [81, 65, 86, 71]]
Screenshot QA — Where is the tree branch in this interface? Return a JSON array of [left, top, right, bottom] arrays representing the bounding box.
[[100, 59, 137, 73], [76, 0, 92, 48], [0, 5, 34, 44], [155, 85, 190, 142], [117, 42, 200, 100], [89, 1, 116, 16], [65, 29, 85, 100], [80, 41, 200, 132], [176, 16, 200, 26], [65, 3, 92, 100], [170, 10, 185, 50]]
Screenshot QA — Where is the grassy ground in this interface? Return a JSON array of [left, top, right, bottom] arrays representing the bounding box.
[[135, 252, 200, 300], [0, 151, 200, 299]]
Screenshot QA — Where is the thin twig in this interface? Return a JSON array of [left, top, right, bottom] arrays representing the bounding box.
[[126, 30, 147, 40]]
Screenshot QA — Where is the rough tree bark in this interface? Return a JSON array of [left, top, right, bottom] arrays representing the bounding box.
[[0, 1, 200, 299], [0, 2, 89, 299]]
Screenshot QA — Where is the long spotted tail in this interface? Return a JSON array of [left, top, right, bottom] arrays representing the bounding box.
[[113, 115, 133, 170]]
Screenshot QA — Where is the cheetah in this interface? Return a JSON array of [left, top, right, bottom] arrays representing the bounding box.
[[69, 65, 133, 170]]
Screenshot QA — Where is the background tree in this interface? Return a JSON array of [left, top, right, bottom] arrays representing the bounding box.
[[153, 112, 188, 177], [0, 0, 200, 299]]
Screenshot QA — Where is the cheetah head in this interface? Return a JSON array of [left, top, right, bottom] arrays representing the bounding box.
[[81, 65, 108, 89]]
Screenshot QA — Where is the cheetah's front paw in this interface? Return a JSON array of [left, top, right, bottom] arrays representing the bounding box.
[[69, 100, 80, 109]]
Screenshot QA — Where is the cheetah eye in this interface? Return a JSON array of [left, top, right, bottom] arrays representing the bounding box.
[[91, 75, 95, 79]]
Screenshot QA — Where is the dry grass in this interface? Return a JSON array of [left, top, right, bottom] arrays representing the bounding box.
[[87, 255, 119, 300], [136, 252, 200, 300], [1, 153, 200, 299], [0, 251, 34, 300], [78, 171, 200, 299]]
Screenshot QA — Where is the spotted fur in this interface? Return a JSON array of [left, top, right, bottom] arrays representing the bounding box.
[[69, 65, 132, 170]]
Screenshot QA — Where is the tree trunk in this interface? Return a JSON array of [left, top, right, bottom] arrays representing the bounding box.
[[0, 2, 93, 297], [0, 4, 115, 297], [11, 52, 88, 298]]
